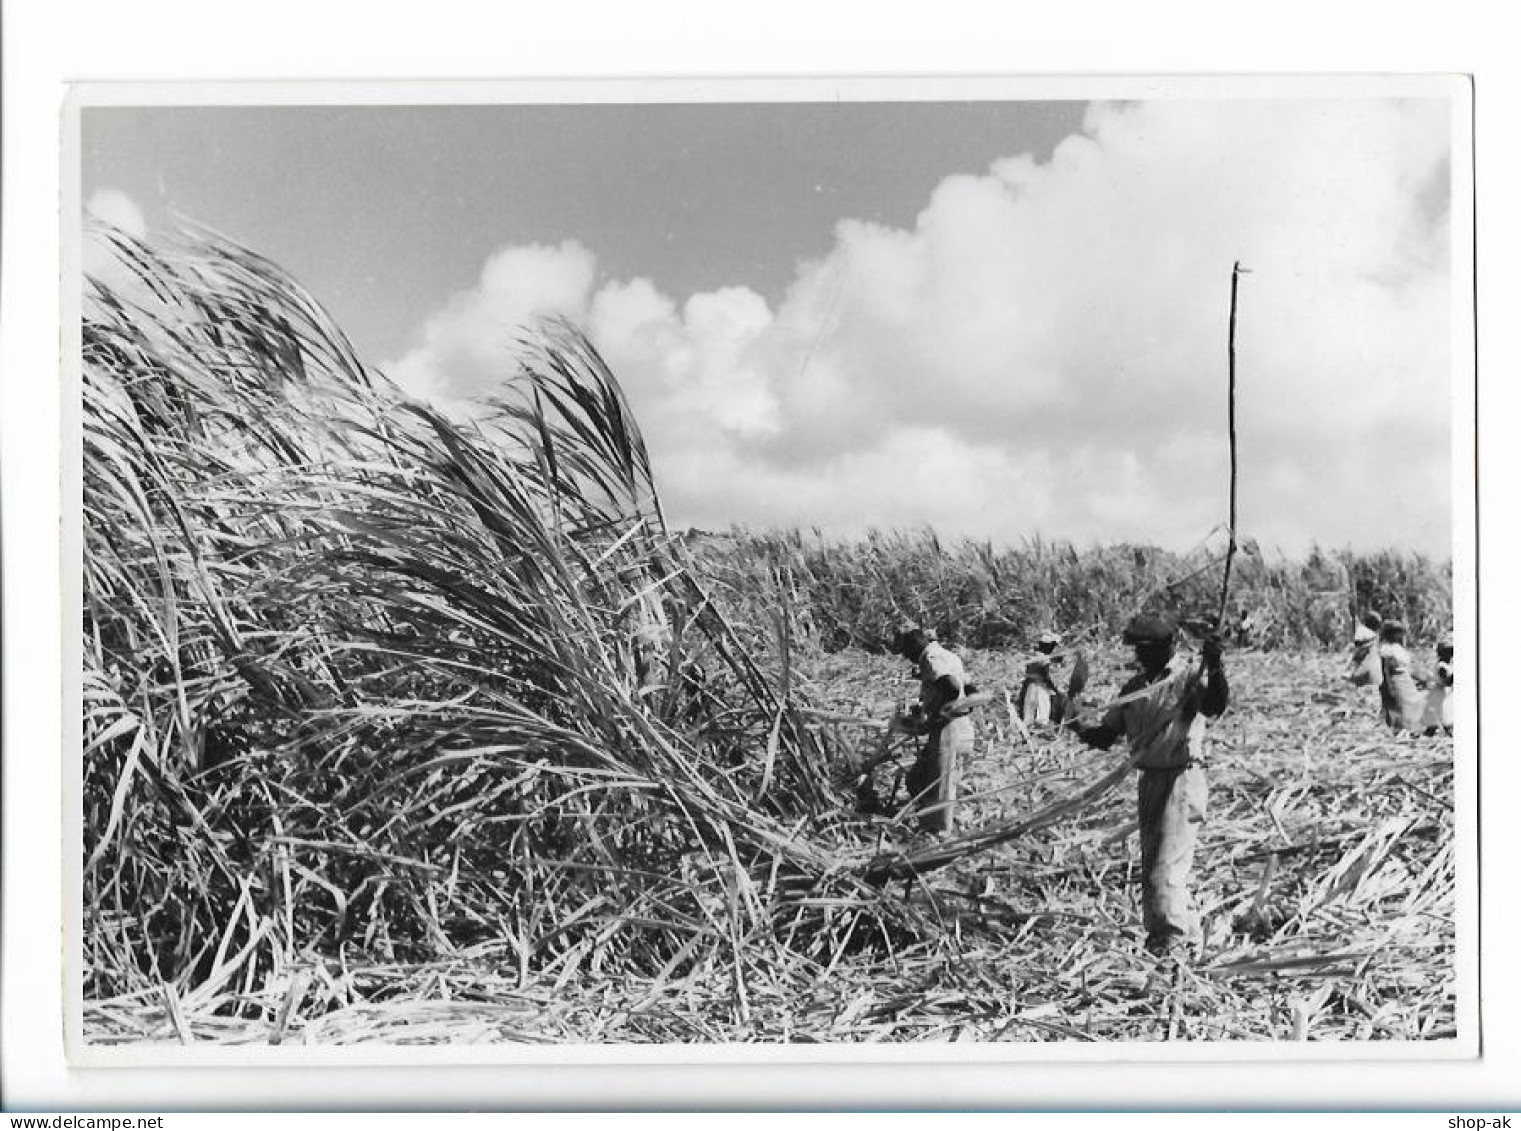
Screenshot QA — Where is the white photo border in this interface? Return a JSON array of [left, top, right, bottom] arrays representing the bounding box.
[[57, 73, 1479, 1070]]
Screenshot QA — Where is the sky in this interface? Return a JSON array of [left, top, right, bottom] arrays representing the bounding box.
[[81, 96, 1456, 556]]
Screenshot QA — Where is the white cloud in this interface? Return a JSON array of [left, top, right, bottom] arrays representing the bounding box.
[[388, 241, 597, 401], [384, 98, 1454, 554], [86, 188, 147, 237], [592, 284, 782, 441], [83, 188, 149, 285]]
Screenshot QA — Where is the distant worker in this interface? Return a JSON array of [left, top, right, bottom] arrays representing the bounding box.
[[889, 626, 974, 835], [1377, 620, 1426, 731], [1017, 631, 1064, 727], [1421, 638, 1454, 737], [1068, 614, 1228, 957], [1346, 614, 1383, 691], [1233, 609, 1258, 650]]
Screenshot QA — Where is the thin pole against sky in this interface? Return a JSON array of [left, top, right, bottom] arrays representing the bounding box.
[[1219, 260, 1248, 624]]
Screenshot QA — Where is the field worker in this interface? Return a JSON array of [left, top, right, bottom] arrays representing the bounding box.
[[889, 626, 973, 835], [1377, 620, 1425, 731], [1017, 631, 1064, 726], [1346, 619, 1383, 691], [1233, 609, 1258, 650], [1067, 613, 1228, 957], [1421, 639, 1454, 736]]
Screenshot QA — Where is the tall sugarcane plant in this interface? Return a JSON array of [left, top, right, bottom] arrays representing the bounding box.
[[82, 225, 885, 1002]]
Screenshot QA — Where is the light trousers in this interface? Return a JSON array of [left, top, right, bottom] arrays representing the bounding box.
[[1137, 763, 1208, 951], [907, 716, 971, 833]]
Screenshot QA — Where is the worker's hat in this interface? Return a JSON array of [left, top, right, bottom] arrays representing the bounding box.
[[1121, 613, 1176, 646]]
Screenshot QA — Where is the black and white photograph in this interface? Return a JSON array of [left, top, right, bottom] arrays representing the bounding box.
[[65, 77, 1475, 1057]]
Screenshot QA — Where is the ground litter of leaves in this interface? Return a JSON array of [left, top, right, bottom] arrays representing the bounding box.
[[84, 648, 1455, 1046]]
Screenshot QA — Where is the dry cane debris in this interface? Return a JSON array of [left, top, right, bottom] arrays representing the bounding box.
[[81, 228, 1456, 1046]]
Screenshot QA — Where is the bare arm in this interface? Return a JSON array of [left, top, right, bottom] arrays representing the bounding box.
[[1067, 672, 1140, 749]]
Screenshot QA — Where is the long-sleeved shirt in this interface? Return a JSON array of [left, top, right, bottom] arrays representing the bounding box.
[[916, 641, 968, 719], [1078, 658, 1229, 770]]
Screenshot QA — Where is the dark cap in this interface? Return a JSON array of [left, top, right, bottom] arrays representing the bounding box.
[[1122, 613, 1176, 646]]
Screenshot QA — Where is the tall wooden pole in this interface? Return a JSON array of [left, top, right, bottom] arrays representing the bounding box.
[[1218, 261, 1243, 626]]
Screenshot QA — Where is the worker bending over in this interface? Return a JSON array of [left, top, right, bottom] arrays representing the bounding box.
[[889, 627, 974, 835], [1347, 613, 1383, 692], [1377, 620, 1425, 731]]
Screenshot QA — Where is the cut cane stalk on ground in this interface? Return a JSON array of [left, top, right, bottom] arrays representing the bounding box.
[[81, 228, 1456, 1044]]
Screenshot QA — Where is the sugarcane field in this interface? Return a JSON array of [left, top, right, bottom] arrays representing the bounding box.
[[73, 91, 1467, 1053]]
